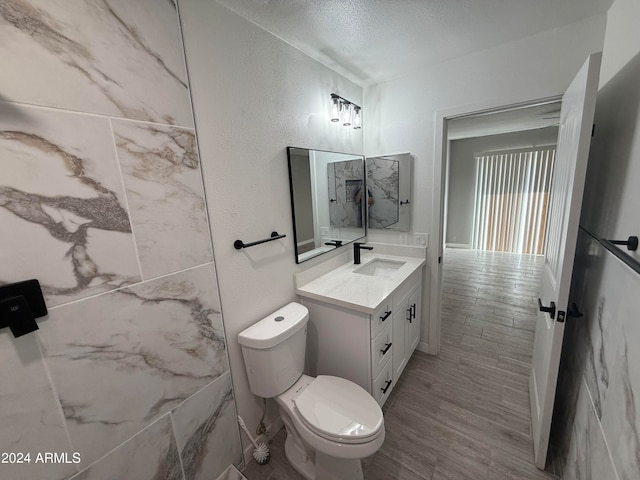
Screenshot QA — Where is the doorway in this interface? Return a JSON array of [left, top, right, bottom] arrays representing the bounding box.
[[435, 99, 564, 476]]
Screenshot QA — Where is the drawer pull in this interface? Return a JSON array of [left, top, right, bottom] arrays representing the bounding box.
[[380, 342, 392, 355], [380, 380, 393, 394], [410, 303, 416, 321], [379, 310, 392, 322]]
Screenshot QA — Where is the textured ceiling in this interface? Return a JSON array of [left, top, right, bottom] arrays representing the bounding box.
[[217, 0, 613, 86]]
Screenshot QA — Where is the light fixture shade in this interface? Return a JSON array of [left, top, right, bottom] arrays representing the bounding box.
[[353, 106, 361, 129], [330, 95, 340, 122], [342, 102, 352, 126]]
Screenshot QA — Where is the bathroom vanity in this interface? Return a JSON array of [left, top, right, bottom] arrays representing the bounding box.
[[295, 248, 426, 406]]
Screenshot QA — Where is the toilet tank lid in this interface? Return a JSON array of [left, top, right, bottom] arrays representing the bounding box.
[[238, 302, 309, 349]]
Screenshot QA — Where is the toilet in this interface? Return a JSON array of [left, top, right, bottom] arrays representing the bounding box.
[[238, 302, 385, 480]]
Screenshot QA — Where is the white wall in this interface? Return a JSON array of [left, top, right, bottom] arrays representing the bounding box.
[[179, 0, 364, 453], [446, 127, 559, 246], [364, 13, 607, 349]]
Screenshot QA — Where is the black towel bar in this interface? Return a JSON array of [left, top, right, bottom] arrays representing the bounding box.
[[581, 226, 640, 276], [608, 236, 638, 251], [234, 231, 286, 250]]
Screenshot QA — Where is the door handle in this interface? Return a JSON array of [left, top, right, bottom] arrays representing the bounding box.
[[380, 342, 392, 355], [380, 379, 393, 394], [538, 298, 556, 319], [567, 302, 583, 318]]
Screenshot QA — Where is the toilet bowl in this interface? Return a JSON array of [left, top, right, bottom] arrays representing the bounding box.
[[238, 302, 384, 480]]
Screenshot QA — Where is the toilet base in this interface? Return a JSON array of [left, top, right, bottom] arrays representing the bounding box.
[[315, 452, 364, 480], [282, 425, 364, 480], [283, 432, 315, 480]]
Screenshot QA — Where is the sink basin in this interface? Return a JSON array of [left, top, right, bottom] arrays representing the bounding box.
[[354, 258, 406, 277]]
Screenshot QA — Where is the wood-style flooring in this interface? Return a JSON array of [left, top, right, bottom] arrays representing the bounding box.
[[243, 249, 559, 480]]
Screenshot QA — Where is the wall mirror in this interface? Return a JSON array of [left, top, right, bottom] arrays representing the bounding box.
[[365, 153, 412, 231], [287, 147, 366, 263]]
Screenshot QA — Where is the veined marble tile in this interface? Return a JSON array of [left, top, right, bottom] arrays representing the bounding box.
[[600, 287, 640, 478], [112, 119, 213, 279], [0, 333, 78, 480], [563, 379, 618, 480], [0, 103, 140, 307], [578, 235, 629, 420], [0, 0, 192, 126], [329, 159, 365, 228], [171, 372, 242, 480], [367, 157, 399, 229], [70, 414, 184, 480], [38, 264, 229, 466]]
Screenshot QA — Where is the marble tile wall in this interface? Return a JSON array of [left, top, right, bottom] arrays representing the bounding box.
[[0, 1, 241, 479], [552, 229, 639, 478]]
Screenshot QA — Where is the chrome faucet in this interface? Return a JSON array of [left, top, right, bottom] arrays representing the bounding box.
[[353, 242, 373, 264]]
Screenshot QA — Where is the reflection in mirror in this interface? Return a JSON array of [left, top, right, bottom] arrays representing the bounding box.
[[287, 147, 366, 263], [366, 153, 412, 231]]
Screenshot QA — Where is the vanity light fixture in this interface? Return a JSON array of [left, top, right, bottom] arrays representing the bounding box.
[[330, 94, 362, 130], [353, 106, 362, 129], [342, 103, 352, 126], [330, 94, 341, 122]]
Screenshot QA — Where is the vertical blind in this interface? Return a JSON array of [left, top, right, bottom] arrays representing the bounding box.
[[471, 146, 556, 255]]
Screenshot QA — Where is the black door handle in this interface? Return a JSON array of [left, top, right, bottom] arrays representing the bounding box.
[[380, 342, 392, 355], [538, 298, 556, 319], [380, 310, 391, 322], [567, 302, 583, 318]]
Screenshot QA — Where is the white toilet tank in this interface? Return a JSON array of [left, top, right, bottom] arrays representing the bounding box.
[[238, 302, 309, 398]]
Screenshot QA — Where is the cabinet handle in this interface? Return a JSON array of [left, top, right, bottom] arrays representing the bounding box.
[[380, 379, 393, 394], [406, 307, 412, 323], [411, 303, 416, 320], [380, 310, 392, 322], [380, 342, 392, 355]]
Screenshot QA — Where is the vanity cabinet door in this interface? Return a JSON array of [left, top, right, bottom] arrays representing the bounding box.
[[392, 295, 409, 379], [405, 287, 421, 356]]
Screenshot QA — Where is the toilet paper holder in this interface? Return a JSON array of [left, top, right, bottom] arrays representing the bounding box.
[[0, 279, 48, 338]]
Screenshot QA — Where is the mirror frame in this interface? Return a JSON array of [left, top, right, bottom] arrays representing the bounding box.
[[287, 147, 367, 264]]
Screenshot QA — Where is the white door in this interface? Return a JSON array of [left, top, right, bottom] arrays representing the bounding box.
[[529, 52, 602, 469]]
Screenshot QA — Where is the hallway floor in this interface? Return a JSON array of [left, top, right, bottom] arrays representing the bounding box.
[[243, 249, 559, 479]]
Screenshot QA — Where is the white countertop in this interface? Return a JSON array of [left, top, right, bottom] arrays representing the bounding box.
[[295, 252, 426, 314]]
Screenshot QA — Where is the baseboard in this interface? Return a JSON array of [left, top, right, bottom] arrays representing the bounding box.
[[242, 416, 284, 466], [445, 243, 471, 249], [416, 341, 437, 355]]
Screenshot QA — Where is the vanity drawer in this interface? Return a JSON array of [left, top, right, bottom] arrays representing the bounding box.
[[370, 300, 393, 338], [371, 321, 393, 379], [372, 356, 394, 406]]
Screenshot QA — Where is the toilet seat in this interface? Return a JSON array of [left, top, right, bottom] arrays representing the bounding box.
[[293, 375, 383, 444]]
